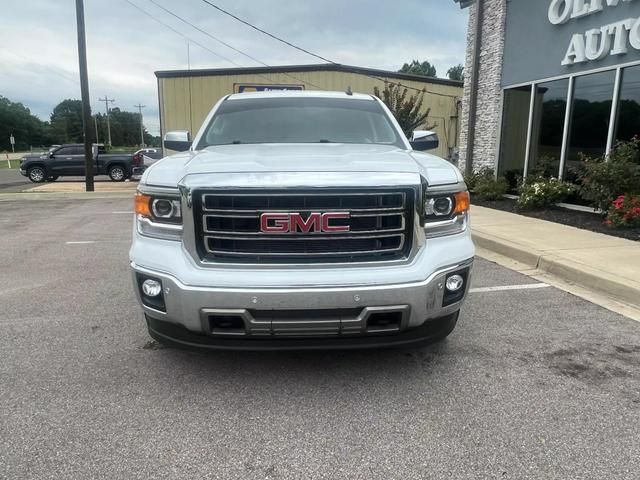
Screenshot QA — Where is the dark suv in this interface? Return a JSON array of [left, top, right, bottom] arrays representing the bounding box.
[[20, 144, 136, 182]]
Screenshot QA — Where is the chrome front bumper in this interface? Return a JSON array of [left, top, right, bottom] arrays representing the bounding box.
[[131, 259, 473, 341]]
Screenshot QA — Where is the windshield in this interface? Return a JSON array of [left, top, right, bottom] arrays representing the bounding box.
[[197, 97, 404, 148]]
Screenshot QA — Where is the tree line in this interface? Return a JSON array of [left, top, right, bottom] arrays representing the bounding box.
[[0, 96, 160, 151], [399, 60, 464, 82]]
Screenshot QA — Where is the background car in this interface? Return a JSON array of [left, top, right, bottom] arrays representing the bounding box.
[[131, 148, 164, 180]]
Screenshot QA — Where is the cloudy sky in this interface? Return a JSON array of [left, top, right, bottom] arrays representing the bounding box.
[[0, 0, 468, 135]]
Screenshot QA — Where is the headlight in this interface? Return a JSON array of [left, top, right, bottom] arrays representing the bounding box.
[[423, 190, 470, 238], [135, 192, 183, 240], [152, 198, 181, 219]]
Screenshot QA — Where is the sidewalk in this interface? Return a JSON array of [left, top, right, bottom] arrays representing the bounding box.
[[471, 205, 640, 311]]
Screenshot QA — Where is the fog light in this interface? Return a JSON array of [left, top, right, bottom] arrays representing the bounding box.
[[445, 274, 464, 292], [142, 279, 162, 297]]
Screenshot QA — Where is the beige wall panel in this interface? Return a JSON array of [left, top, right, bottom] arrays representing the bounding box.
[[159, 70, 462, 159]]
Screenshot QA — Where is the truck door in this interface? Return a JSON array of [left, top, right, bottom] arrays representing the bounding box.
[[50, 146, 84, 175], [67, 145, 88, 175]]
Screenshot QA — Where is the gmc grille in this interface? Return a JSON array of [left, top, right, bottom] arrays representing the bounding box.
[[195, 189, 415, 263]]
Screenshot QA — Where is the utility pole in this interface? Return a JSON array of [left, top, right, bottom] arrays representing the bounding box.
[[75, 0, 94, 192], [98, 95, 115, 146], [134, 104, 146, 147], [94, 115, 99, 144]]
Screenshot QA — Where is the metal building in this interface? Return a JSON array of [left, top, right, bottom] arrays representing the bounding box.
[[155, 63, 463, 160]]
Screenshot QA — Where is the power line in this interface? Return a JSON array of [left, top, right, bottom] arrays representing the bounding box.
[[124, 0, 324, 90], [199, 0, 334, 64], [149, 0, 266, 67], [146, 0, 326, 90], [196, 0, 460, 99], [1, 50, 80, 86], [122, 0, 243, 66]]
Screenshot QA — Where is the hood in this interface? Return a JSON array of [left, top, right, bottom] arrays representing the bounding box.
[[22, 153, 47, 160], [143, 144, 462, 187]]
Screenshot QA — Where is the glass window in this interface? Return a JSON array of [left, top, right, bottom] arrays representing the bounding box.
[[565, 70, 616, 179], [498, 86, 531, 190], [55, 147, 74, 156], [614, 64, 640, 163], [528, 79, 569, 178], [198, 97, 404, 149]]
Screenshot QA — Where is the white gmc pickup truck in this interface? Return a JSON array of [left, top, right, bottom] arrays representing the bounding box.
[[130, 91, 474, 350]]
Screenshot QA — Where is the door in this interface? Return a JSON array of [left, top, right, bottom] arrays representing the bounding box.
[[67, 145, 88, 175], [50, 146, 85, 176]]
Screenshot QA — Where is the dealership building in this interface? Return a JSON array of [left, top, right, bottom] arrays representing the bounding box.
[[456, 0, 640, 180], [155, 63, 463, 160]]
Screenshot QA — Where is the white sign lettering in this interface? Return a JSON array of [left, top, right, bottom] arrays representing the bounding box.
[[548, 0, 639, 66]]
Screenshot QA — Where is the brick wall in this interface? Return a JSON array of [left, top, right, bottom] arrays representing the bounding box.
[[458, 0, 507, 173]]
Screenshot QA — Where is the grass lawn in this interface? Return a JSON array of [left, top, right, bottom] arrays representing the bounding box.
[[0, 161, 18, 169]]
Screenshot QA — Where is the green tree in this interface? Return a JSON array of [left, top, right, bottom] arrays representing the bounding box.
[[447, 64, 464, 82], [50, 99, 84, 144], [399, 59, 437, 77], [143, 131, 160, 147], [94, 109, 158, 147], [0, 96, 49, 150], [373, 82, 436, 138]]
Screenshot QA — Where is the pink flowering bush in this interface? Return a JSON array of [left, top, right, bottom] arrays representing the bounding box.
[[605, 195, 640, 228]]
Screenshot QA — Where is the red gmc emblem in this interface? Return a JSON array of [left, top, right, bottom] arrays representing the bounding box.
[[260, 212, 350, 233]]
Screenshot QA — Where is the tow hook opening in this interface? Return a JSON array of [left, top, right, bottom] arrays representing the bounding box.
[[366, 311, 403, 333], [209, 315, 247, 335]]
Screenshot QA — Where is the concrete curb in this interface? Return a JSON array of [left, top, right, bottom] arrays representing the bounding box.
[[472, 231, 640, 308]]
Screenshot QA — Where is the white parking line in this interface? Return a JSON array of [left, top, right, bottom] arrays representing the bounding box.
[[65, 241, 96, 245], [469, 283, 550, 293]]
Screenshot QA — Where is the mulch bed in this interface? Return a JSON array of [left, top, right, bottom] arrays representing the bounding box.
[[472, 196, 640, 242]]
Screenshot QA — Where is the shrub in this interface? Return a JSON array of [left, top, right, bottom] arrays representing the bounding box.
[[605, 194, 640, 228], [517, 178, 575, 209], [463, 171, 479, 191], [463, 167, 492, 191], [475, 175, 509, 201], [529, 155, 558, 179], [465, 167, 508, 200], [579, 138, 640, 212]]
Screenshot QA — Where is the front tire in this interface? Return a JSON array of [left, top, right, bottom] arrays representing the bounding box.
[[27, 166, 46, 183], [108, 165, 126, 182]]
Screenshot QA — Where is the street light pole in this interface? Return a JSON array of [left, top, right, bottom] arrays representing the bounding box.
[[134, 104, 146, 147], [75, 0, 94, 192]]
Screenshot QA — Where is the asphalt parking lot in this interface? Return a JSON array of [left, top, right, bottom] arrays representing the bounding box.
[[1, 197, 639, 479], [0, 168, 31, 192]]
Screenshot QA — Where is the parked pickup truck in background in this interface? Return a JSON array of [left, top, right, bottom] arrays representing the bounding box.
[[20, 144, 136, 182], [131, 91, 474, 350]]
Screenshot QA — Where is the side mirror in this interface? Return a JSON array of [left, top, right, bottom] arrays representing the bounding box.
[[410, 130, 439, 151], [164, 131, 192, 152]]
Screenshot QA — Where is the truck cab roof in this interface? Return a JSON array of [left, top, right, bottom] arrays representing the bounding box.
[[225, 90, 375, 102]]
